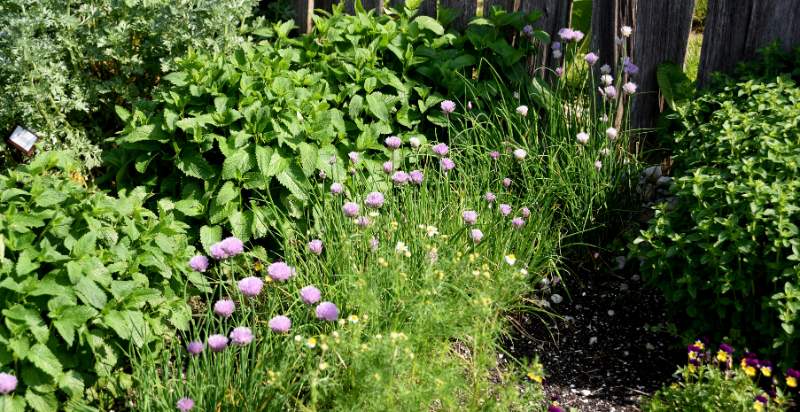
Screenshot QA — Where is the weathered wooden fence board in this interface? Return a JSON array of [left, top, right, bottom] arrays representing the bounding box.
[[698, 0, 800, 86], [295, 0, 314, 33]]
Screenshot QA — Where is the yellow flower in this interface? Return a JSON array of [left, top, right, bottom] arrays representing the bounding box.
[[348, 315, 360, 324], [687, 363, 696, 373], [759, 366, 771, 377], [693, 340, 705, 350], [753, 400, 765, 412], [716, 350, 728, 363], [526, 372, 542, 383], [787, 376, 797, 388], [504, 254, 516, 266], [306, 337, 317, 348], [744, 366, 756, 377]]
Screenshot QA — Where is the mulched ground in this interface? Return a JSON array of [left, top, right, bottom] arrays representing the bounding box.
[[506, 253, 684, 411]]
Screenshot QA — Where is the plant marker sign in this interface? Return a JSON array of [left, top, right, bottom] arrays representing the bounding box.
[[8, 125, 38, 155]]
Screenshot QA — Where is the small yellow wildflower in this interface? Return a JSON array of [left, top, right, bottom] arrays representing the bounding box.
[[306, 337, 317, 348], [787, 375, 797, 388], [526, 372, 543, 383], [348, 315, 360, 324]]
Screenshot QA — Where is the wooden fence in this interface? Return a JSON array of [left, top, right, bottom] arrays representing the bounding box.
[[292, 0, 800, 129]]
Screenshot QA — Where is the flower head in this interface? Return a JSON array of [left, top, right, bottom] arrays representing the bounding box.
[[594, 159, 603, 171], [177, 397, 195, 412], [391, 171, 410, 186], [555, 67, 564, 77], [516, 105, 529, 117], [409, 137, 421, 148], [316, 302, 339, 321], [490, 151, 500, 160], [342, 202, 360, 217], [606, 127, 618, 140], [209, 243, 227, 260], [385, 135, 402, 150], [601, 85, 618, 99], [189, 255, 209, 272], [207, 334, 229, 352], [432, 143, 449, 156], [441, 100, 456, 114], [467, 229, 483, 244], [512, 217, 526, 228], [409, 170, 424, 185], [348, 151, 360, 164], [584, 52, 599, 65], [551, 41, 561, 51], [504, 254, 516, 265], [623, 57, 639, 75], [521, 207, 531, 218], [238, 277, 264, 297], [213, 299, 236, 317], [522, 24, 534, 36], [370, 237, 379, 251], [230, 326, 254, 345], [600, 74, 614, 86], [269, 315, 292, 333], [553, 50, 563, 59], [513, 148, 527, 160], [576, 132, 589, 145], [383, 161, 394, 174], [440, 158, 455, 171], [356, 216, 370, 228], [268, 262, 295, 282], [187, 341, 204, 355], [622, 82, 637, 94], [462, 210, 478, 225], [365, 192, 385, 209], [485, 192, 496, 203], [600, 64, 611, 74], [786, 368, 799, 387], [300, 285, 322, 305], [499, 204, 512, 216], [330, 182, 344, 195], [502, 178, 512, 188], [308, 239, 323, 255], [0, 373, 17, 395], [621, 25, 633, 37], [547, 403, 565, 412], [558, 27, 575, 41], [220, 237, 244, 257]]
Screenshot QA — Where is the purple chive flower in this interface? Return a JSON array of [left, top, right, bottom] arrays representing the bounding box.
[[370, 237, 379, 251], [308, 239, 323, 255], [432, 143, 449, 156], [220, 237, 244, 257], [237, 276, 264, 297], [342, 202, 360, 217], [600, 64, 611, 74], [383, 161, 394, 174], [440, 100, 456, 114], [316, 301, 339, 321], [513, 148, 527, 160], [623, 57, 639, 75], [555, 67, 564, 77], [521, 207, 531, 218], [502, 178, 511, 188], [230, 326, 254, 345], [210, 243, 227, 260], [392, 171, 410, 185], [470, 229, 484, 243], [409, 170, 424, 185], [485, 192, 496, 203], [462, 210, 478, 225], [440, 158, 455, 171], [594, 159, 603, 171], [0, 373, 17, 395], [512, 217, 526, 228], [188, 255, 209, 272], [177, 397, 195, 412], [516, 105, 529, 117], [490, 151, 500, 160], [558, 28, 574, 41], [601, 85, 617, 99], [385, 135, 402, 150], [268, 315, 291, 333], [584, 52, 599, 65], [622, 82, 637, 94], [356, 216, 370, 228], [213, 299, 236, 318], [330, 182, 344, 195], [348, 151, 360, 164], [499, 204, 512, 216], [467, 101, 473, 110], [551, 41, 562, 51], [409, 137, 421, 148], [187, 340, 204, 355], [552, 49, 562, 59], [365, 192, 385, 209], [300, 285, 322, 305], [522, 24, 534, 36], [573, 31, 585, 41], [268, 262, 295, 282], [207, 334, 229, 352]]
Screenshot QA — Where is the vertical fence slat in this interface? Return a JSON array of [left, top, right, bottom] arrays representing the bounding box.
[[441, 0, 477, 29], [698, 0, 800, 86], [590, 0, 636, 72], [295, 0, 314, 33], [520, 0, 571, 38]]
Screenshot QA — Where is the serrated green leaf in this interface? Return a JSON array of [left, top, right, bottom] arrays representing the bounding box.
[[254, 145, 274, 177], [28, 344, 62, 379], [75, 278, 107, 310], [366, 92, 390, 122], [276, 165, 310, 201], [53, 306, 97, 347], [200, 225, 222, 252], [35, 190, 67, 208], [413, 15, 444, 35], [298, 143, 318, 177]]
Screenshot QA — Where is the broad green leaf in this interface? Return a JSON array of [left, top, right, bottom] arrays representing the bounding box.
[[71, 232, 96, 258], [75, 278, 107, 310], [162, 71, 188, 86], [176, 149, 216, 180], [229, 210, 252, 241], [216, 181, 238, 206], [173, 199, 203, 216], [413, 15, 444, 35], [276, 165, 310, 201], [34, 190, 67, 208], [200, 225, 222, 252], [114, 105, 131, 123], [221, 146, 254, 179], [366, 92, 390, 122], [657, 62, 694, 110], [0, 395, 26, 412], [2, 305, 48, 343], [28, 344, 63, 378], [53, 306, 97, 347], [349, 95, 364, 119], [25, 389, 58, 412], [15, 250, 39, 276], [298, 143, 318, 177], [254, 145, 274, 177], [58, 371, 85, 399]]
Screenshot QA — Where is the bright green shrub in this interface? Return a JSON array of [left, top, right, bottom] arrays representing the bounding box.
[[106, 4, 546, 241], [634, 70, 800, 363], [0, 152, 204, 411], [644, 364, 787, 412], [0, 0, 262, 169]]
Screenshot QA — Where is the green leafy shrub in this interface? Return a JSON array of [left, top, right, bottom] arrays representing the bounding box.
[[106, 4, 546, 240], [634, 65, 800, 363], [0, 0, 262, 169], [0, 152, 203, 411]]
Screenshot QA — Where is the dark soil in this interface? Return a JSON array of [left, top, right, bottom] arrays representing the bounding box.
[[507, 254, 683, 411]]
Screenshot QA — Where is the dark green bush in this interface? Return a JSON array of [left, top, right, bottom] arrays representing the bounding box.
[[0, 151, 204, 411], [105, 4, 547, 240], [634, 61, 800, 364], [0, 0, 263, 169]]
